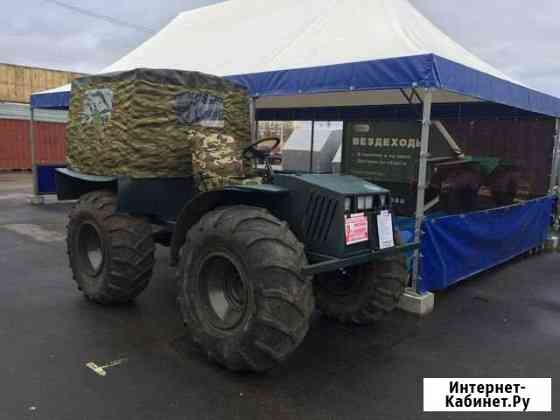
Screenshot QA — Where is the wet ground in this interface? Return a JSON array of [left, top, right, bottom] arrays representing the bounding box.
[[0, 172, 557, 420]]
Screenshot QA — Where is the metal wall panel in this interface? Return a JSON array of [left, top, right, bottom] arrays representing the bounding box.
[[0, 119, 30, 170], [0, 102, 68, 123], [0, 119, 66, 170], [0, 63, 82, 104], [35, 121, 66, 166]]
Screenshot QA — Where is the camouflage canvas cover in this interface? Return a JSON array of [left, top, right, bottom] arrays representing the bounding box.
[[67, 68, 254, 190]]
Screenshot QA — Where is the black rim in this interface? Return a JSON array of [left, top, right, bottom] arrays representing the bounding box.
[[197, 253, 249, 331], [77, 222, 104, 277]]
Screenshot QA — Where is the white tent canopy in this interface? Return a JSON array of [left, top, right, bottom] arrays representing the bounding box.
[[32, 0, 560, 117], [106, 0, 513, 81]]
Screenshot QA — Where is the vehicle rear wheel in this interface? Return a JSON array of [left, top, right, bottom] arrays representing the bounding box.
[[178, 206, 314, 372], [314, 252, 407, 325], [67, 190, 155, 304]]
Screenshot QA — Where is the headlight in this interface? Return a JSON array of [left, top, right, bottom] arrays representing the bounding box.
[[357, 196, 366, 210], [357, 195, 374, 211], [379, 194, 386, 208], [344, 197, 352, 212]]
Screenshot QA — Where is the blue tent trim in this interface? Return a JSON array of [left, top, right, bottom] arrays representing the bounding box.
[[30, 53, 560, 117], [228, 53, 560, 117], [227, 54, 437, 97], [30, 90, 71, 110], [432, 55, 560, 119]]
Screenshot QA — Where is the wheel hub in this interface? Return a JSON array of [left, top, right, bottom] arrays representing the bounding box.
[[77, 222, 104, 276], [198, 253, 249, 331]]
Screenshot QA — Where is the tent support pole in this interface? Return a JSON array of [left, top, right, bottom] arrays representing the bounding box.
[[549, 118, 560, 192], [29, 106, 44, 205], [249, 97, 258, 144], [411, 88, 433, 293], [309, 120, 315, 173]]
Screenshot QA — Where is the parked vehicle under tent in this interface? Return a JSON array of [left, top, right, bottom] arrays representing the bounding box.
[[30, 0, 560, 300]]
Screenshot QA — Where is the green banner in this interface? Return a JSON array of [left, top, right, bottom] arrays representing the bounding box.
[[343, 121, 422, 183]]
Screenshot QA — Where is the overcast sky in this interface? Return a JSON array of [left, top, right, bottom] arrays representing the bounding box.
[[2, 0, 560, 96]]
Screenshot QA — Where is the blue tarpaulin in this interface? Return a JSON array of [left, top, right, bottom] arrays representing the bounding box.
[[229, 54, 560, 118], [413, 196, 555, 292]]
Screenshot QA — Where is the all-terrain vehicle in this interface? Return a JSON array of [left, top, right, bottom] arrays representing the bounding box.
[[56, 69, 417, 372]]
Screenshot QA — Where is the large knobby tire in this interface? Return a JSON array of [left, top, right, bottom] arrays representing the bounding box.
[[178, 206, 314, 372], [315, 252, 407, 325], [67, 191, 155, 304]]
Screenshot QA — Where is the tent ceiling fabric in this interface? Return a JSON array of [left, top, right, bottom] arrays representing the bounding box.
[[256, 88, 480, 109], [31, 0, 560, 117]]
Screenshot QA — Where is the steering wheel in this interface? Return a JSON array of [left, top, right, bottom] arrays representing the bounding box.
[[242, 137, 281, 160]]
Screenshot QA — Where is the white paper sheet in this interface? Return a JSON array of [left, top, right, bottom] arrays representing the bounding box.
[[377, 210, 395, 249]]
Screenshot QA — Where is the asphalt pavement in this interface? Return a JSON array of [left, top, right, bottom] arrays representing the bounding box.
[[0, 172, 558, 420]]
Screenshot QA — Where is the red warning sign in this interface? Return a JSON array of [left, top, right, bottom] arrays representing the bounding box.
[[345, 213, 369, 245]]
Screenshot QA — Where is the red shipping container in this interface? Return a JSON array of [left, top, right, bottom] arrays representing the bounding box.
[[0, 119, 66, 170]]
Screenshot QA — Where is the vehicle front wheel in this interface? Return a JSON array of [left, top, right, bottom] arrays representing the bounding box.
[[178, 206, 314, 372]]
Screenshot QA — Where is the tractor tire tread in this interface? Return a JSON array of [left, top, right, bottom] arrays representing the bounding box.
[[178, 205, 314, 372], [67, 191, 155, 305]]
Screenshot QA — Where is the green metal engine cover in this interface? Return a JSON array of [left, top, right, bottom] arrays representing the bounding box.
[[272, 173, 391, 260]]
